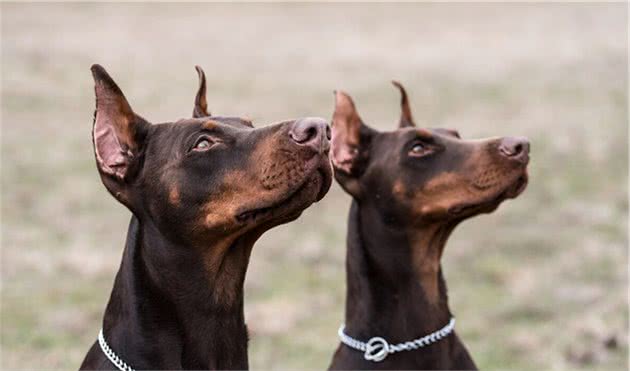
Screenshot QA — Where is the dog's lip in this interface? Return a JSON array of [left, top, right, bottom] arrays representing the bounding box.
[[236, 156, 331, 222], [448, 170, 528, 215], [235, 184, 304, 222], [506, 170, 528, 198], [315, 157, 333, 201]]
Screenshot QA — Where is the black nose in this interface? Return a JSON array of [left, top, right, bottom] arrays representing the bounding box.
[[289, 117, 331, 153], [499, 136, 530, 164]]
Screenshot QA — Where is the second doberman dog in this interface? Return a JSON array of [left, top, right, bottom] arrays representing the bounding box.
[[328, 83, 529, 370], [80, 65, 332, 370]]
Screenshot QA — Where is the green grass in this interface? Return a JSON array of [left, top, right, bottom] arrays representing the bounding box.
[[2, 3, 628, 370]]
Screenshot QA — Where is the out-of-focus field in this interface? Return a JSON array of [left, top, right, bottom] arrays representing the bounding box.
[[1, 3, 627, 370]]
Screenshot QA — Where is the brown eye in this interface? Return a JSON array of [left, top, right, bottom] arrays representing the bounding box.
[[409, 142, 431, 157], [411, 143, 424, 153], [194, 138, 213, 151]]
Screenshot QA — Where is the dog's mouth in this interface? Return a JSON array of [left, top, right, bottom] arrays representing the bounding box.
[[236, 158, 332, 224], [448, 170, 528, 216]]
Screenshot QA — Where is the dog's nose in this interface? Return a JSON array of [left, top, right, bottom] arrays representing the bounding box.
[[289, 117, 331, 153], [499, 136, 530, 164]]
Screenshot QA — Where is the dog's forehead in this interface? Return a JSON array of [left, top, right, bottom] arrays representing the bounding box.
[[376, 127, 434, 142], [208, 116, 254, 128], [171, 116, 253, 131], [388, 127, 459, 141]]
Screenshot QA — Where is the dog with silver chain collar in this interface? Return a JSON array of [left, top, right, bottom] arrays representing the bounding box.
[[328, 82, 530, 369], [79, 65, 332, 370]]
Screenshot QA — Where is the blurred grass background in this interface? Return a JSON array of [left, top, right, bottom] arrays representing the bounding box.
[[1, 3, 628, 370]]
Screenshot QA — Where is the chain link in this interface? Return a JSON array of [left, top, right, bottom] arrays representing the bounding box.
[[98, 328, 135, 371], [338, 317, 456, 362]]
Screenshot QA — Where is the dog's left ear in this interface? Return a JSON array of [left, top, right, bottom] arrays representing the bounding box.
[[392, 81, 415, 128], [193, 66, 210, 118]]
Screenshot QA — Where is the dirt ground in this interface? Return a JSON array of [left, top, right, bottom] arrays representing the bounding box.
[[1, 3, 628, 370]]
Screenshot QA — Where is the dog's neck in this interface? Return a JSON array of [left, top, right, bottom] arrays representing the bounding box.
[[101, 216, 254, 369], [343, 200, 456, 343]]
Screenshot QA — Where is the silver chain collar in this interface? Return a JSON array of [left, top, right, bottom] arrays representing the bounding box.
[[338, 317, 456, 362], [98, 328, 136, 371]]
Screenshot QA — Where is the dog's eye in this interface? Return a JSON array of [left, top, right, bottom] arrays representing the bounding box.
[[409, 142, 431, 157], [193, 138, 213, 151], [411, 143, 424, 153]]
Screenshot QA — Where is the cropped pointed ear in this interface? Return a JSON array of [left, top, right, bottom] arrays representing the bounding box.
[[91, 64, 149, 202], [331, 91, 363, 175], [392, 81, 415, 128], [331, 91, 374, 196], [193, 66, 210, 118]]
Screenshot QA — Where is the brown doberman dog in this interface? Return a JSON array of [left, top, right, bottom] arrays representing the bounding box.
[[79, 65, 332, 370], [328, 83, 529, 370]]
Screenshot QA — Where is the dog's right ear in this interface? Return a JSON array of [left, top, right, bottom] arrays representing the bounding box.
[[392, 81, 415, 128], [91, 64, 149, 204], [193, 66, 210, 118], [331, 91, 374, 197]]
